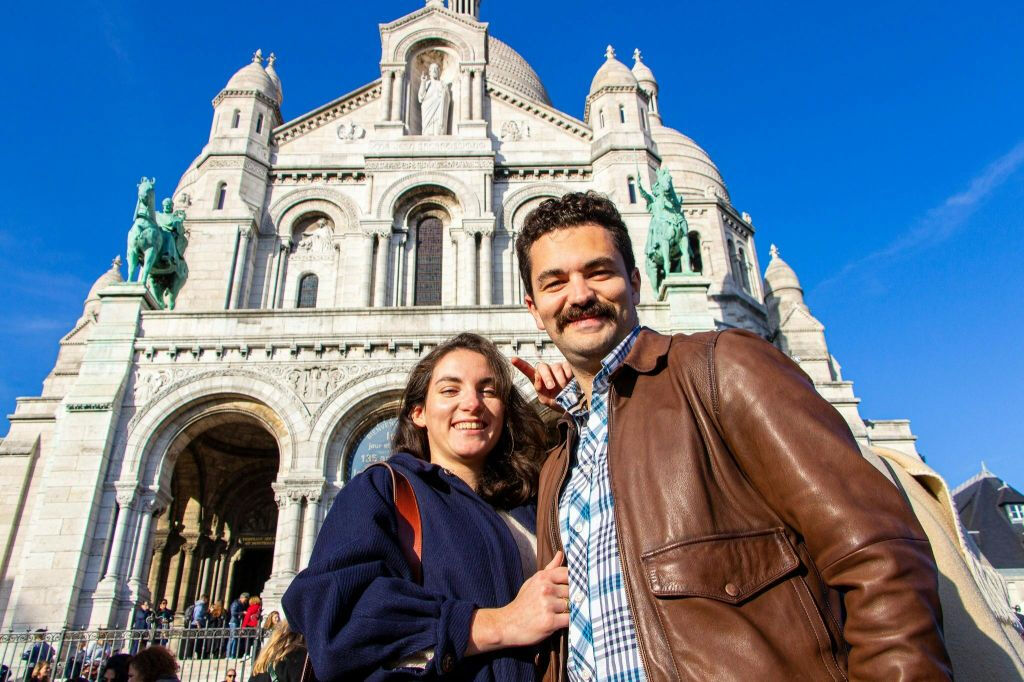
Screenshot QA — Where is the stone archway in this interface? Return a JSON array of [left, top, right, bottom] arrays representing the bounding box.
[[149, 411, 281, 616]]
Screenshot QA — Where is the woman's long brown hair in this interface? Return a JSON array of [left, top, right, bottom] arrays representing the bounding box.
[[391, 333, 548, 509]]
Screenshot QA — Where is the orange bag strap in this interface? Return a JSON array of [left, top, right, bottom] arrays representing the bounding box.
[[371, 462, 423, 585]]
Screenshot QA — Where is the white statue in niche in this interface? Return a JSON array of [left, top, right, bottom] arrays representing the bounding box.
[[296, 218, 333, 255], [418, 63, 450, 135]]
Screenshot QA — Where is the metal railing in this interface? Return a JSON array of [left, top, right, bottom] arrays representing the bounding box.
[[0, 627, 273, 682]]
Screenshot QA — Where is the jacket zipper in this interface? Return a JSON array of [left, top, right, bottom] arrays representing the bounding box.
[[607, 384, 653, 680]]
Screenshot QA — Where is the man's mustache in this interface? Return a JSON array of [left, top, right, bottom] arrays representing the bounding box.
[[556, 300, 616, 332]]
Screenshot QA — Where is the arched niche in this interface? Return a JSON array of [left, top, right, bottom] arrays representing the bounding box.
[[405, 41, 461, 135], [392, 185, 461, 307], [281, 212, 337, 308]]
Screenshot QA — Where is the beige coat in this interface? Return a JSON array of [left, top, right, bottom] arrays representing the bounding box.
[[865, 446, 1024, 679]]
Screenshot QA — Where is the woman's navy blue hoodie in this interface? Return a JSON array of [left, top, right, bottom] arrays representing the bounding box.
[[282, 452, 537, 681]]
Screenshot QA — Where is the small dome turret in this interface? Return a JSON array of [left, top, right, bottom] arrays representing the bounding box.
[[763, 244, 805, 306], [631, 48, 657, 89], [223, 49, 279, 103], [589, 45, 638, 95], [265, 52, 283, 104]]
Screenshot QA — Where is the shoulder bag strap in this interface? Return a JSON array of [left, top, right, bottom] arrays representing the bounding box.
[[370, 462, 423, 584]]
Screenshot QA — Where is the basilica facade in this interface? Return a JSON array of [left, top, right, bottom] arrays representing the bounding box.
[[0, 0, 921, 629]]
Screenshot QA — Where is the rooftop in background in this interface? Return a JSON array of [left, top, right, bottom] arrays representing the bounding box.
[[954, 465, 1024, 569]]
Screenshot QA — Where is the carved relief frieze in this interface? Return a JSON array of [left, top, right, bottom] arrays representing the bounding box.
[[365, 157, 493, 172], [367, 139, 492, 155]]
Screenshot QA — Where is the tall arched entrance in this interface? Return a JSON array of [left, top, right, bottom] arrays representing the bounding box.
[[147, 411, 281, 615]]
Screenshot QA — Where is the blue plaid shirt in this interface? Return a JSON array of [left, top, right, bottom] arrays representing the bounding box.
[[556, 325, 646, 682]]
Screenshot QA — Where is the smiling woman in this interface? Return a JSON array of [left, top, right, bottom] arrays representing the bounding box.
[[283, 333, 571, 681]]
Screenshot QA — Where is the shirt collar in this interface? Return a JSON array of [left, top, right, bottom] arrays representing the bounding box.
[[555, 325, 642, 413]]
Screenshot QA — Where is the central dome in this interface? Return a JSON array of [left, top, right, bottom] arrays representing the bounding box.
[[486, 36, 551, 105]]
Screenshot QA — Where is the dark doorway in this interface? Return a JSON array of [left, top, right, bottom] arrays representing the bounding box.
[[231, 548, 273, 599]]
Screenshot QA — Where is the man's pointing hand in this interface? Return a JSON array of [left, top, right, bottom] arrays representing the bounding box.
[[511, 357, 574, 409]]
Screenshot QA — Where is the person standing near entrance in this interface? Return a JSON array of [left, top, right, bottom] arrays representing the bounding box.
[[512, 191, 952, 680], [228, 592, 249, 658], [154, 599, 174, 646]]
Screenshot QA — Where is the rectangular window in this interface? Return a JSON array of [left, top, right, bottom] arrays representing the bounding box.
[[627, 178, 637, 204], [1008, 504, 1024, 523], [256, 113, 264, 134]]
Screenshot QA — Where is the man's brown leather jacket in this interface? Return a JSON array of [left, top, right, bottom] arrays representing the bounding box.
[[536, 329, 952, 681]]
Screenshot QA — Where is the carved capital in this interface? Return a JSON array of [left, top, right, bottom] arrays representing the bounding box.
[[362, 221, 394, 239], [114, 482, 140, 508]]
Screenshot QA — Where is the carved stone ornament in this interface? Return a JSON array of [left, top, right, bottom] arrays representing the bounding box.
[[500, 120, 532, 142], [115, 488, 138, 507], [336, 121, 366, 142], [291, 218, 334, 261], [286, 365, 345, 402]]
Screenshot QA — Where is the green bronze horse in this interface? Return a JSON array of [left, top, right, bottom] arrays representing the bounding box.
[[126, 178, 189, 309], [639, 167, 692, 294]]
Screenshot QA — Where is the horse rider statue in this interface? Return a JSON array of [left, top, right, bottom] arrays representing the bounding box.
[[638, 166, 693, 294], [126, 177, 189, 309]]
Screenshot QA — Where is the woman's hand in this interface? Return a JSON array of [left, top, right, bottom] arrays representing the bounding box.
[[466, 551, 570, 654], [511, 358, 574, 410]]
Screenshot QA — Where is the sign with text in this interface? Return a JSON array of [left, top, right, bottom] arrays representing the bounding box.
[[345, 417, 398, 481]]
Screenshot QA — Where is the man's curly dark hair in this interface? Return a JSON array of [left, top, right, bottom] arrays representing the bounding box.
[[514, 191, 635, 296]]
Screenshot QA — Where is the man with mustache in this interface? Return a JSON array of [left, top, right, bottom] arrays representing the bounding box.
[[512, 191, 951, 681]]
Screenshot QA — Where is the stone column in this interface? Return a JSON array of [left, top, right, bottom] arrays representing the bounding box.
[[461, 231, 477, 305], [231, 225, 254, 309], [147, 537, 167, 599], [380, 70, 393, 121], [405, 224, 418, 306], [460, 68, 472, 121], [126, 497, 161, 602], [174, 541, 198, 613], [373, 231, 391, 307], [361, 232, 376, 306], [98, 487, 138, 595], [509, 231, 521, 304], [270, 488, 304, 581], [390, 233, 405, 306], [222, 547, 241, 605], [299, 488, 322, 569], [285, 493, 303, 576], [472, 68, 483, 120], [332, 240, 344, 307], [166, 545, 184, 611], [479, 230, 493, 305], [390, 69, 405, 121]]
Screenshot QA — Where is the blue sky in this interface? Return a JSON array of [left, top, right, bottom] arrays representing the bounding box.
[[2, 1, 1022, 491]]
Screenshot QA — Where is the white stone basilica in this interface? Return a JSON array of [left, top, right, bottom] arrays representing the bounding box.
[[0, 0, 922, 629]]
